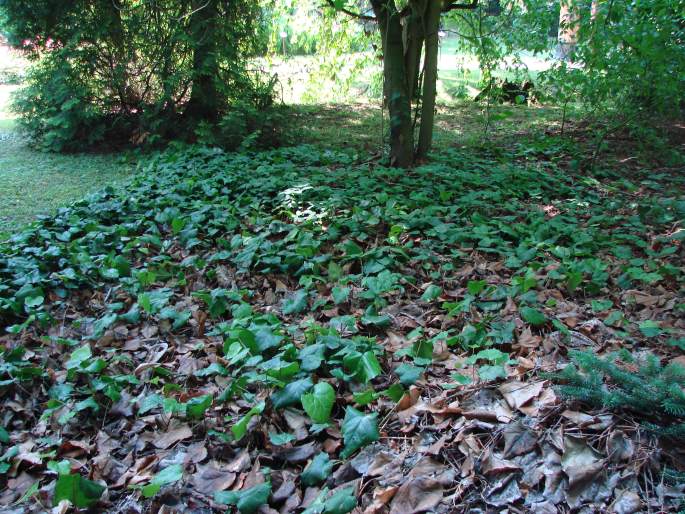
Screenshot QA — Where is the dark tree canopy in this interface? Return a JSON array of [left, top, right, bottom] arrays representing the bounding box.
[[0, 0, 272, 150]]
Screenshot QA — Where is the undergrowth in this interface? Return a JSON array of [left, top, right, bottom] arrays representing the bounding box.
[[550, 350, 685, 439], [0, 143, 683, 510]]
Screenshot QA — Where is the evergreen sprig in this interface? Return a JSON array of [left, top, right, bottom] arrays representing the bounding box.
[[548, 350, 685, 439]]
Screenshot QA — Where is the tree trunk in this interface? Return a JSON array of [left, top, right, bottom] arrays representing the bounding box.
[[590, 0, 599, 20], [404, 2, 426, 101], [558, 0, 578, 60], [371, 0, 414, 168], [186, 0, 219, 122], [416, 0, 441, 159]]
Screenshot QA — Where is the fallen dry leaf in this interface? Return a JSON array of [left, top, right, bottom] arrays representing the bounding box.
[[152, 422, 193, 449], [190, 461, 236, 495], [389, 478, 443, 514], [499, 380, 545, 411]]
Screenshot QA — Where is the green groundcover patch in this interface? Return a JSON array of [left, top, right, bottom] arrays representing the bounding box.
[[0, 144, 683, 511]]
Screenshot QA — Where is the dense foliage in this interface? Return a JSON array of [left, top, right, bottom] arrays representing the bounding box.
[[542, 0, 685, 141], [1, 0, 275, 151], [0, 0, 684, 510], [447, 0, 685, 136]]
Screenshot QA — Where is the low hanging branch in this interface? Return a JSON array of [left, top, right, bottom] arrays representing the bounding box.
[[327, 1, 480, 24], [323, 0, 377, 21], [443, 0, 479, 10]]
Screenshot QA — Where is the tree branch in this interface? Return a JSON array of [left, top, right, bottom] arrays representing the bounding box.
[[323, 0, 377, 21], [443, 0, 479, 11]]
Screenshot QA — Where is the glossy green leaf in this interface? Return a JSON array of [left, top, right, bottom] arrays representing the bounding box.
[[301, 382, 335, 423], [340, 407, 379, 458]]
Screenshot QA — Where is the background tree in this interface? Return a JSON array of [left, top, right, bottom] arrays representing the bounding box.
[[0, 0, 272, 151], [326, 0, 481, 168]]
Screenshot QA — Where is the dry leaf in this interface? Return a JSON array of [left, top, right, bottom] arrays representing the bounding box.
[[153, 422, 193, 449], [190, 461, 236, 495], [389, 478, 443, 514], [499, 380, 545, 411]]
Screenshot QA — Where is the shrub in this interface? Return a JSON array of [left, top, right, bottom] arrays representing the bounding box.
[[12, 50, 109, 151], [2, 0, 278, 152]]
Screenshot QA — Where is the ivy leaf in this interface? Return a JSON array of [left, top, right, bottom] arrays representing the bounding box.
[[301, 382, 335, 423], [466, 348, 509, 365], [299, 344, 326, 372], [520, 307, 547, 326], [0, 427, 9, 444], [232, 401, 265, 440], [420, 284, 442, 302], [357, 351, 382, 383], [342, 240, 363, 257], [382, 383, 405, 402], [353, 389, 379, 406], [638, 320, 663, 337], [282, 290, 308, 315], [90, 313, 118, 339], [301, 452, 334, 486], [24, 294, 44, 308], [271, 377, 313, 409], [66, 344, 92, 370], [450, 372, 473, 385], [477, 364, 507, 382], [324, 487, 357, 514], [253, 326, 284, 352], [467, 279, 486, 295], [142, 463, 183, 498], [360, 311, 391, 327], [395, 363, 424, 386], [194, 362, 229, 377], [186, 394, 213, 419], [411, 339, 433, 363], [340, 407, 379, 458], [214, 482, 271, 513], [269, 432, 296, 445], [591, 299, 613, 312], [332, 286, 350, 305], [138, 394, 163, 415], [52, 460, 106, 507]]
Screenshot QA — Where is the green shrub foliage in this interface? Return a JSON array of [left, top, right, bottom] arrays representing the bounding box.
[[1, 0, 276, 151], [444, 0, 684, 138], [550, 350, 685, 439], [545, 0, 685, 118]]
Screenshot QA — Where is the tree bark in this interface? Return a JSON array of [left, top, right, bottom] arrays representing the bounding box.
[[416, 0, 441, 159], [558, 0, 578, 60], [371, 0, 414, 168], [404, 2, 426, 101], [186, 0, 220, 122]]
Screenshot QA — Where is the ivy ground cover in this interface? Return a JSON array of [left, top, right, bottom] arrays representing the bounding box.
[[1, 144, 684, 512]]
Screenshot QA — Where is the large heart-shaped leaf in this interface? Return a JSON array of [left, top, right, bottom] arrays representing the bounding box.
[[340, 407, 379, 458], [214, 482, 271, 513], [301, 382, 335, 423]]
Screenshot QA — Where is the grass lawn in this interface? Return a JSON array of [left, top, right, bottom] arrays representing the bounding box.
[[283, 101, 564, 153], [0, 85, 133, 238]]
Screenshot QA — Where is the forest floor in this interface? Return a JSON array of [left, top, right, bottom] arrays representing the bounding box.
[[0, 110, 684, 514]]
